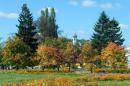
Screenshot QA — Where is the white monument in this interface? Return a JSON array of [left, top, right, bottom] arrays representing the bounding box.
[[73, 33, 77, 45]]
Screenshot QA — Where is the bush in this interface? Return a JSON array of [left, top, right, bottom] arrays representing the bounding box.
[[2, 78, 98, 86], [91, 74, 130, 81], [76, 73, 130, 81], [95, 68, 130, 73]]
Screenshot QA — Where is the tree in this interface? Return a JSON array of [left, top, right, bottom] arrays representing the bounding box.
[[50, 8, 58, 38], [37, 8, 58, 41], [80, 42, 99, 73], [0, 41, 3, 68], [101, 42, 127, 69], [37, 44, 62, 71], [77, 39, 90, 46], [42, 37, 71, 49], [63, 42, 74, 71], [16, 4, 38, 53], [91, 11, 124, 53], [2, 37, 31, 69], [108, 18, 124, 45], [91, 11, 110, 53]]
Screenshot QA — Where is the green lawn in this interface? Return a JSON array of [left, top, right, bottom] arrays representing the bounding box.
[[0, 71, 83, 85], [0, 71, 130, 86]]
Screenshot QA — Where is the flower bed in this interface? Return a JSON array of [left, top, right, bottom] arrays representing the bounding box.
[[95, 68, 130, 73], [2, 78, 98, 86]]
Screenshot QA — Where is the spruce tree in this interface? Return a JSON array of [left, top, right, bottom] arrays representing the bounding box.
[[37, 8, 58, 41], [16, 4, 38, 53], [108, 18, 124, 45], [91, 11, 110, 52], [91, 11, 124, 53]]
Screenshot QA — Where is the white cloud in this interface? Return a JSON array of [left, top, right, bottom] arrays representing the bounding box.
[[82, 0, 96, 7], [69, 0, 119, 10], [0, 12, 18, 19], [69, 0, 78, 6], [119, 24, 128, 29], [100, 3, 113, 9]]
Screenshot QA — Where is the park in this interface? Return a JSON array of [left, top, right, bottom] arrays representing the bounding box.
[[0, 0, 130, 86]]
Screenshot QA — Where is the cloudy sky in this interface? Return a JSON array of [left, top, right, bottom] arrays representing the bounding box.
[[0, 0, 129, 46]]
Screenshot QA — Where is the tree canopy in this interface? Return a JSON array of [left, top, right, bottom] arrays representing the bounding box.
[[16, 4, 38, 53], [36, 8, 58, 42], [91, 11, 124, 53]]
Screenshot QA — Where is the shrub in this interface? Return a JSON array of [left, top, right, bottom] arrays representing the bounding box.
[[95, 68, 130, 73], [91, 74, 130, 81], [2, 78, 98, 86]]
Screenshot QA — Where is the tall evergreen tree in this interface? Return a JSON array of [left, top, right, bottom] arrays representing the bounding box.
[[108, 18, 124, 45], [91, 11, 110, 52], [16, 4, 38, 53], [91, 11, 124, 53], [0, 41, 3, 66], [37, 8, 58, 41]]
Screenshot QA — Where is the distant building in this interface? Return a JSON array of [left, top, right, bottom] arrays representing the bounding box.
[[73, 33, 77, 45]]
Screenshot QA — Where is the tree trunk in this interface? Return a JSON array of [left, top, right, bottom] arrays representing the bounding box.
[[68, 63, 71, 72], [42, 66, 45, 72], [57, 65, 60, 72]]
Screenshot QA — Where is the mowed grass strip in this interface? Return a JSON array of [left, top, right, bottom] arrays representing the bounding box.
[[1, 71, 130, 86], [0, 71, 83, 85]]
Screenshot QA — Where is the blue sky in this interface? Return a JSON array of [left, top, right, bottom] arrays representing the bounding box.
[[0, 0, 129, 46]]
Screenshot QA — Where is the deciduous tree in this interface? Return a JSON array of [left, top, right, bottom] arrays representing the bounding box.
[[37, 8, 58, 41], [63, 42, 75, 71], [101, 42, 127, 69], [37, 44, 62, 71], [2, 37, 31, 69], [80, 42, 99, 73]]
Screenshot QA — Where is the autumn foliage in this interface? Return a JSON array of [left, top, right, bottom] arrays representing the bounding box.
[[2, 37, 31, 69], [37, 44, 63, 71], [101, 42, 127, 68]]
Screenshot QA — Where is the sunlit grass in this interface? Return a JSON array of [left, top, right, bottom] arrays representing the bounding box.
[[1, 71, 130, 86], [0, 70, 83, 85]]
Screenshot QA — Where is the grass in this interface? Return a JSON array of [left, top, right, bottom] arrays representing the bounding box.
[[1, 71, 130, 86], [0, 70, 83, 85], [97, 81, 130, 86]]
